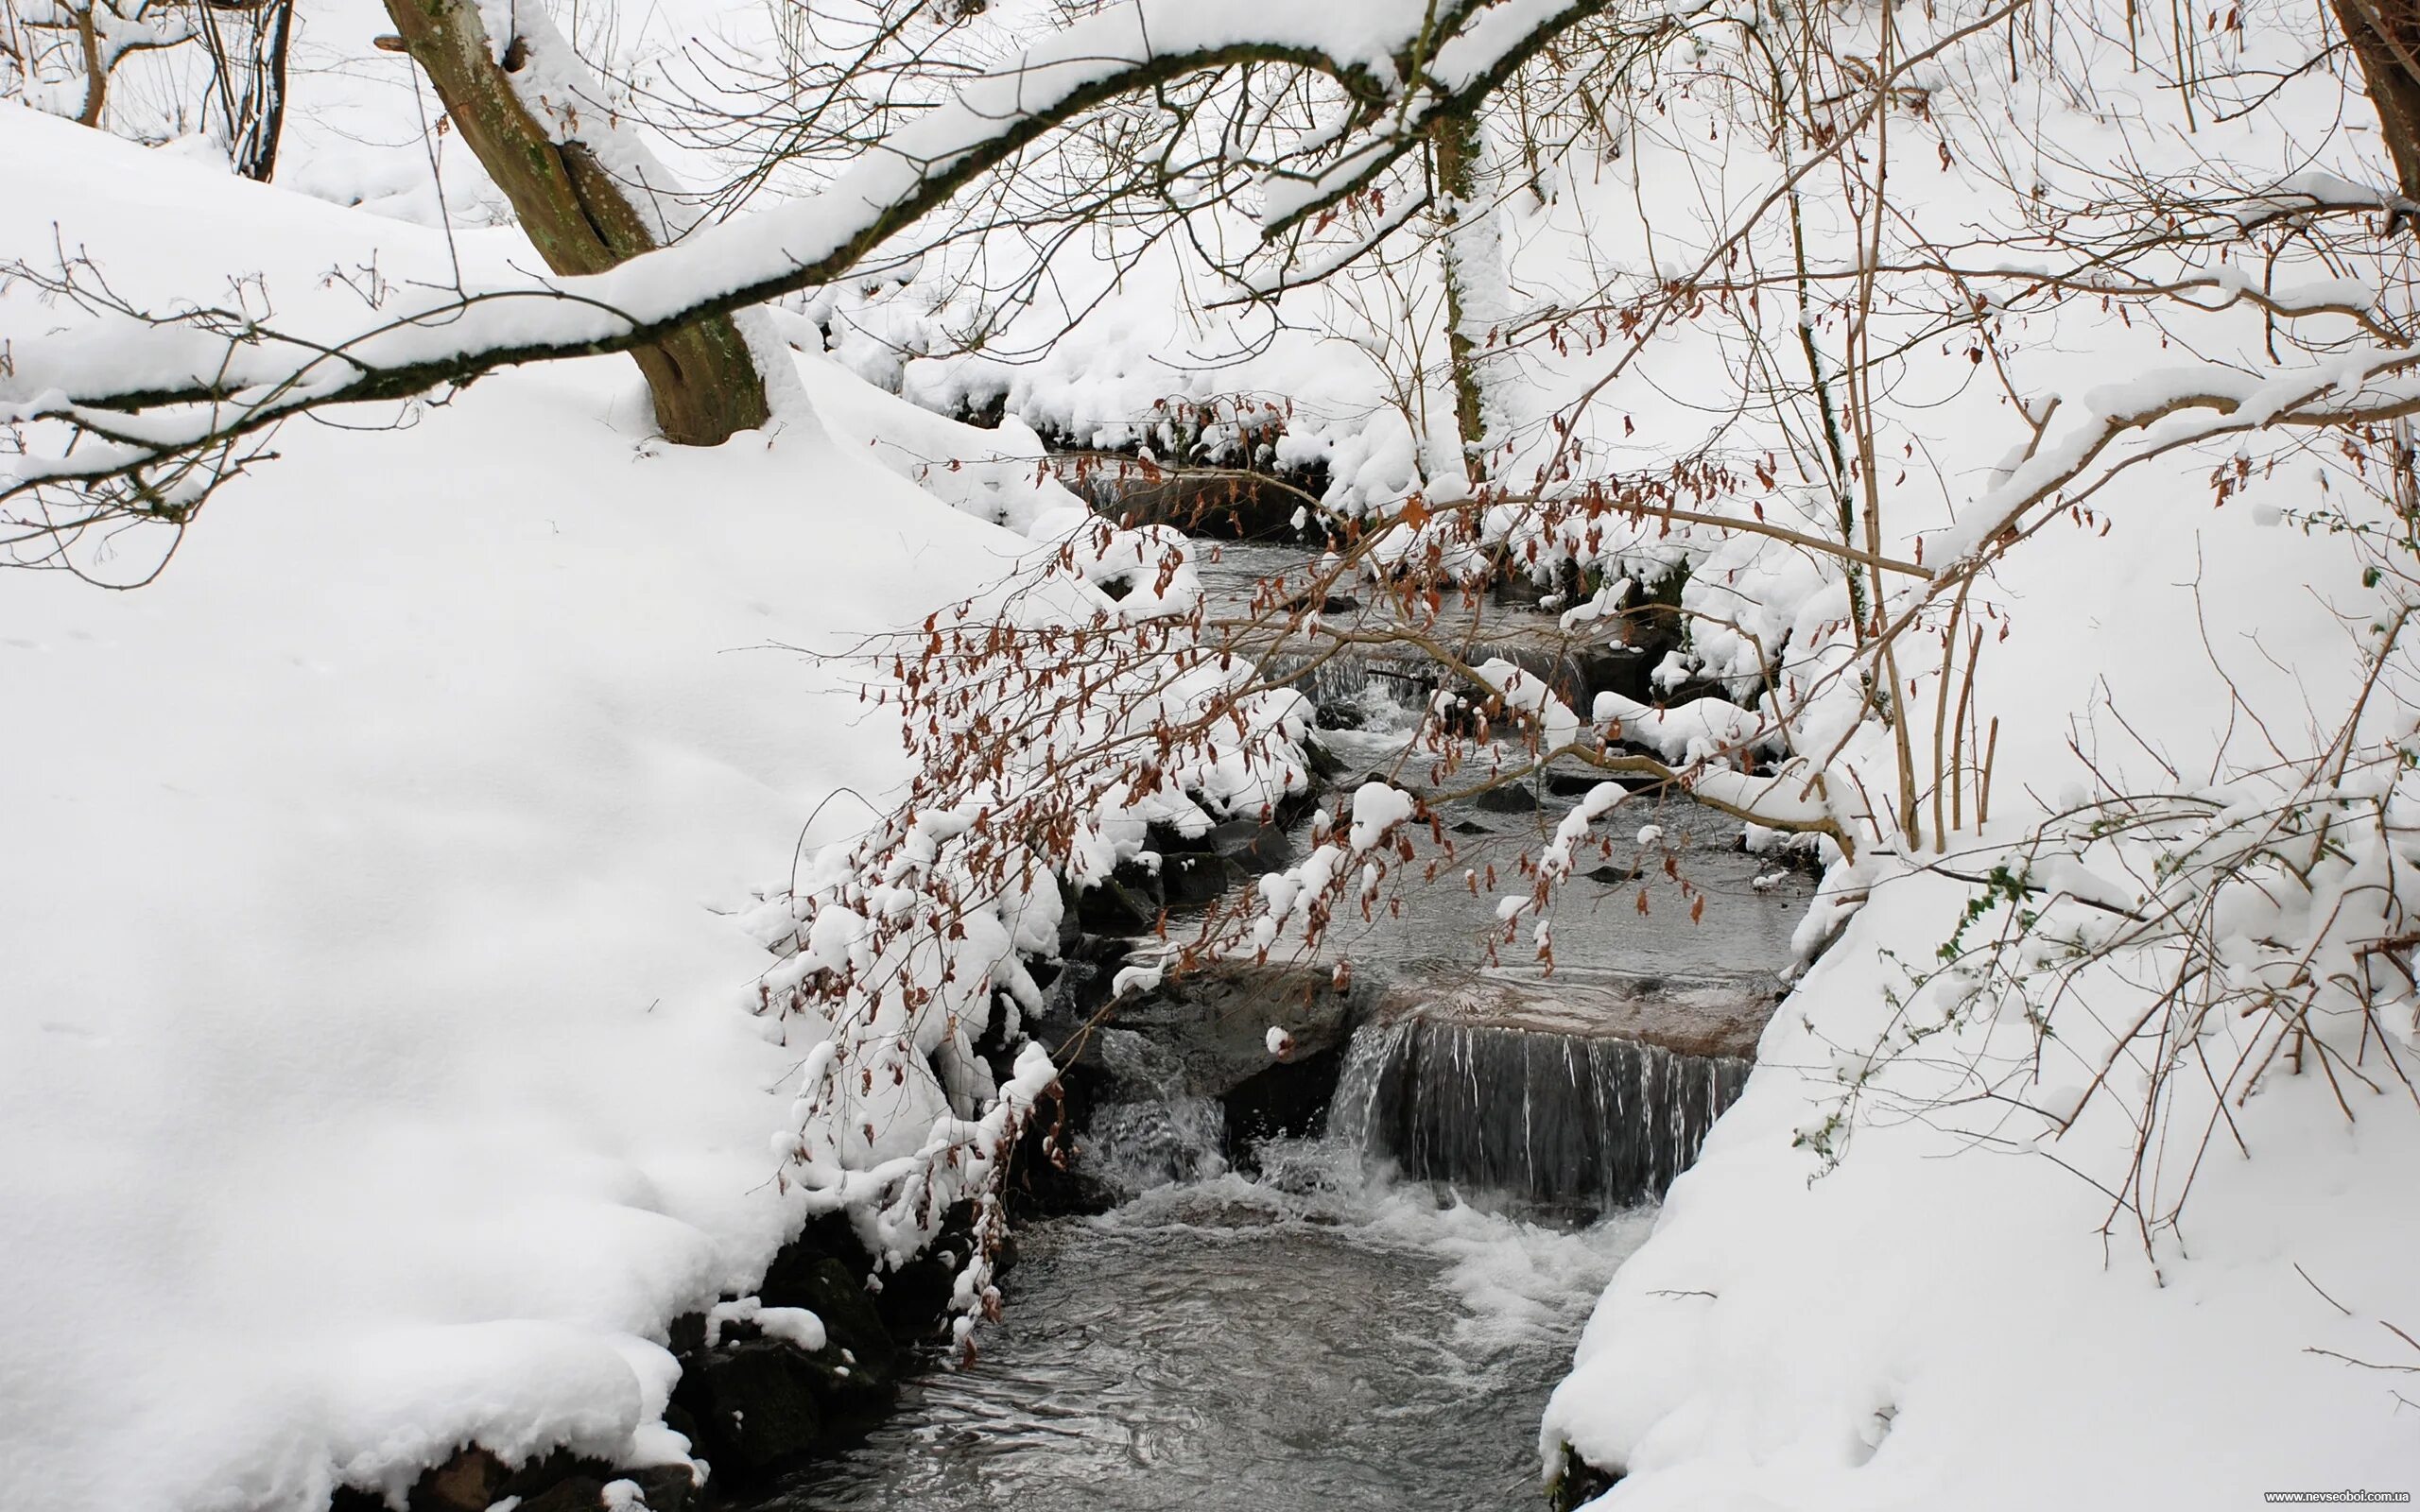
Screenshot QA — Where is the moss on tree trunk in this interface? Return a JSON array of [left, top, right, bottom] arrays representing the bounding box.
[[1432, 109, 1490, 488]]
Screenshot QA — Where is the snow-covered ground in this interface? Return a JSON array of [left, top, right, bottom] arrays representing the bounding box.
[[0, 104, 1041, 1511], [1541, 495, 2420, 1504], [1547, 872, 2420, 1510], [9, 0, 2420, 1507]]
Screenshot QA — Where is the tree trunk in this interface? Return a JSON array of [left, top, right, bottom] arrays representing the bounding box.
[[240, 0, 292, 183], [199, 0, 296, 182], [73, 5, 105, 128], [2336, 0, 2420, 206], [1431, 110, 1494, 488], [381, 0, 769, 444]]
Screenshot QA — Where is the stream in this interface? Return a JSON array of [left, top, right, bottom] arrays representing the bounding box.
[[783, 1142, 1651, 1512], [757, 530, 1806, 1512]]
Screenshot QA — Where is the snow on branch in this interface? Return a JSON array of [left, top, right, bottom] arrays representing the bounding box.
[[1938, 346, 2420, 568], [747, 512, 1318, 1345], [0, 0, 1629, 545]]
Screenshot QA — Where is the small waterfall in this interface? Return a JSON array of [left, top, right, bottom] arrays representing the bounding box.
[[1080, 1028, 1230, 1194], [1330, 1016, 1750, 1211], [1264, 650, 1434, 726], [1266, 640, 1634, 730]]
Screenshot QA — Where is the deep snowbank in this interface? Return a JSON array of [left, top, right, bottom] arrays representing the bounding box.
[[1547, 871, 2420, 1510], [0, 108, 1028, 1510], [1536, 446, 2420, 1503]]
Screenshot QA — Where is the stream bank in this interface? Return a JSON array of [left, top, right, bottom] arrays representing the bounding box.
[[728, 522, 1814, 1510], [360, 513, 1817, 1512]]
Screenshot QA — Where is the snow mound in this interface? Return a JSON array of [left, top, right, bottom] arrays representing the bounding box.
[[0, 109, 1027, 1511]]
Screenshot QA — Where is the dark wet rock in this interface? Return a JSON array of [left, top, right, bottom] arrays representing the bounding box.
[[1548, 760, 1668, 797], [405, 1447, 509, 1512], [867, 1234, 970, 1344], [950, 389, 1009, 430], [1142, 819, 1209, 858], [1017, 949, 1138, 1216], [1300, 734, 1347, 780], [354, 1445, 698, 1512], [679, 1343, 826, 1478], [1548, 1452, 1623, 1512], [1489, 571, 1553, 609], [1575, 643, 1659, 707], [1449, 818, 1492, 835], [623, 1464, 701, 1511], [1075, 872, 1161, 933], [1582, 863, 1640, 885], [515, 1474, 614, 1512], [1080, 804, 1314, 926], [1081, 959, 1381, 1102], [1004, 1077, 1106, 1219], [1032, 934, 1127, 1034], [1208, 814, 1296, 870], [1471, 782, 1540, 814], [758, 1246, 897, 1386], [1161, 850, 1244, 908], [660, 1212, 973, 1497], [1223, 1038, 1351, 1158], [1543, 763, 1665, 799], [1060, 460, 1328, 542], [1274, 588, 1361, 614]]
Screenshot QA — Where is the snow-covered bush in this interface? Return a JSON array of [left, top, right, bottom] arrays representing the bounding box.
[[750, 508, 1319, 1349]]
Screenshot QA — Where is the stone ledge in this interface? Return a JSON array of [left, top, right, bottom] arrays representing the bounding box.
[[1372, 967, 1784, 1060]]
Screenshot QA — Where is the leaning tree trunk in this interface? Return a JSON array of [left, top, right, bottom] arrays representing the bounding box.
[[2336, 0, 2420, 206], [381, 0, 769, 444]]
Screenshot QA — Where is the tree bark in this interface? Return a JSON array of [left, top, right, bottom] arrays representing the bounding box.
[[73, 5, 105, 128], [381, 0, 769, 444], [1431, 109, 1491, 487], [2336, 0, 2420, 206], [240, 0, 292, 183], [198, 0, 296, 181]]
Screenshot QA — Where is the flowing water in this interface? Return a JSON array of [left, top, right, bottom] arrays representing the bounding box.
[[1309, 718, 1810, 979], [781, 1142, 1651, 1512], [769, 533, 1804, 1511], [1194, 537, 1813, 981], [1333, 1019, 1750, 1213]]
